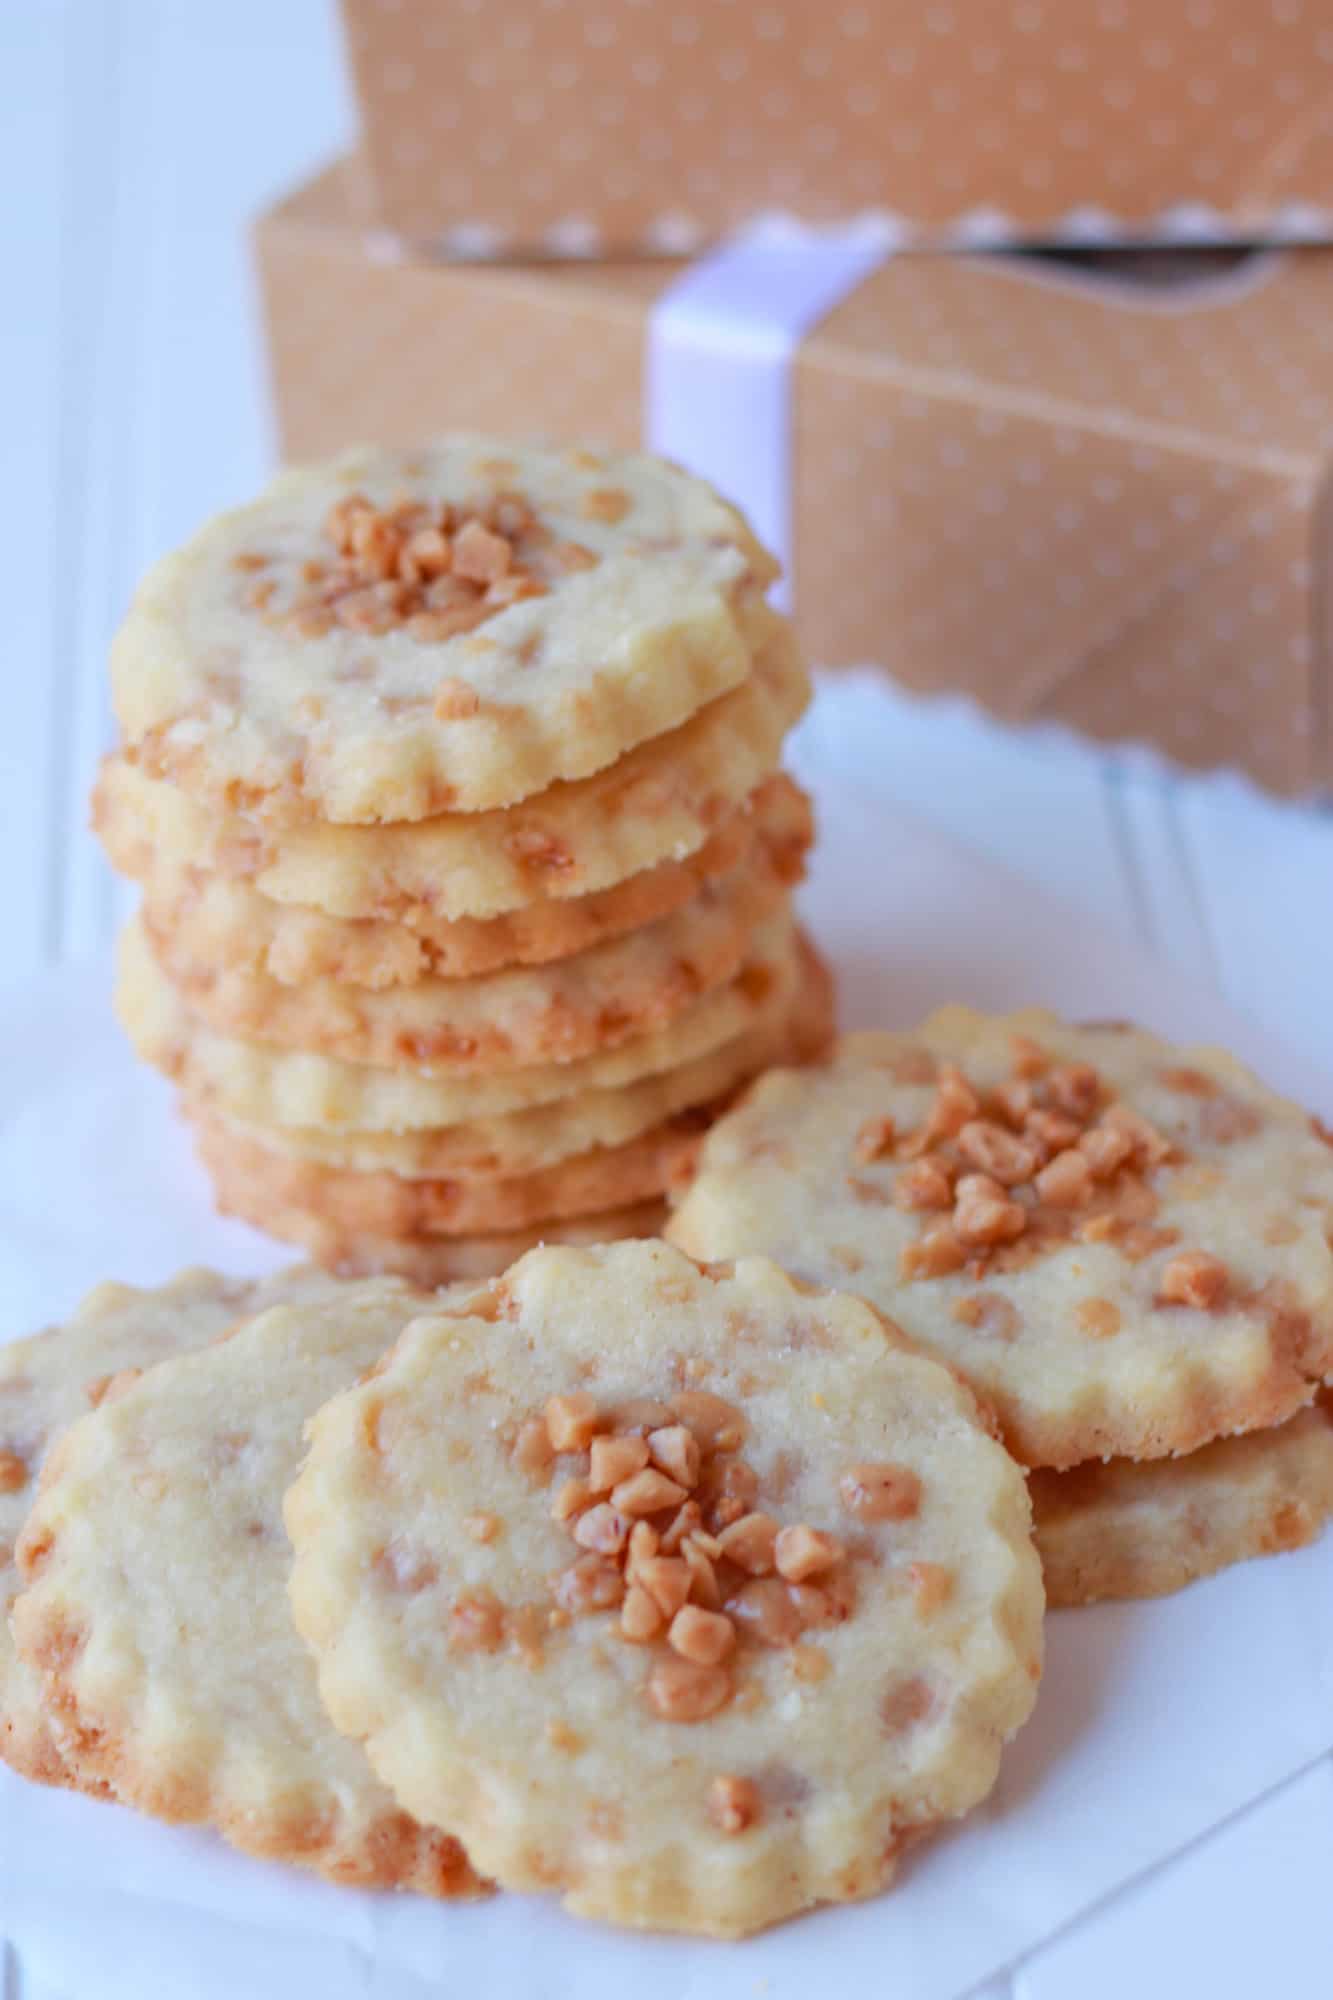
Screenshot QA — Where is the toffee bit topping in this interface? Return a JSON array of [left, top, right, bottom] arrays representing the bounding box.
[[238, 484, 593, 649], [536, 1375, 886, 1723], [907, 1561, 955, 1616], [774, 1525, 844, 1582], [580, 486, 633, 523], [790, 1642, 831, 1684], [555, 539, 599, 572], [839, 1462, 922, 1523], [1010, 1034, 1049, 1078], [508, 1424, 548, 1488], [648, 1657, 732, 1722], [588, 1434, 649, 1492], [620, 1584, 664, 1642], [545, 1391, 601, 1453], [1035, 1148, 1094, 1207], [716, 1511, 779, 1574], [1076, 1297, 1122, 1337], [880, 1675, 935, 1736], [448, 1590, 506, 1654], [504, 826, 575, 875], [669, 1390, 746, 1451], [0, 1449, 29, 1494], [855, 1116, 897, 1164], [900, 1225, 967, 1280], [1158, 1250, 1230, 1310], [669, 1604, 736, 1664], [950, 1290, 1020, 1340], [432, 676, 481, 721], [894, 1158, 954, 1212], [707, 1773, 760, 1835], [892, 1038, 1187, 1280], [573, 1503, 631, 1555], [956, 1120, 1041, 1187], [646, 1424, 701, 1487]]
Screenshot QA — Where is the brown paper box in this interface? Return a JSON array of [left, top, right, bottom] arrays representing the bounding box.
[[340, 0, 1333, 254], [255, 161, 1333, 796]]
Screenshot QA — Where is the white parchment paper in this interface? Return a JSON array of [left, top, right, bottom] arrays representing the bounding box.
[[3, 676, 1331, 1999]]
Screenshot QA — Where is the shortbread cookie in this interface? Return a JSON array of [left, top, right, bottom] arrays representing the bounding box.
[[206, 938, 834, 1182], [0, 1266, 339, 1788], [667, 1013, 1333, 1469], [192, 1100, 716, 1242], [111, 439, 780, 824], [118, 910, 808, 1129], [142, 865, 794, 1072], [12, 1282, 483, 1896], [125, 775, 812, 990], [1033, 1392, 1333, 1607], [285, 1242, 1043, 1938], [277, 1200, 670, 1285], [94, 627, 808, 924]]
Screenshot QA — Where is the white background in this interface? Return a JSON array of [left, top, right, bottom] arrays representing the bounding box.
[[3, 3, 1332, 1994]]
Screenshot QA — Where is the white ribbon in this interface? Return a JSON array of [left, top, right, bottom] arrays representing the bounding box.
[[646, 217, 900, 610]]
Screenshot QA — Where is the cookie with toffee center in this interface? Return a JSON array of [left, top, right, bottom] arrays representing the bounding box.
[[1033, 1391, 1333, 1607], [12, 1280, 485, 1896], [117, 909, 809, 1130], [93, 624, 808, 925], [0, 1266, 342, 1789], [284, 1241, 1042, 1938], [111, 438, 780, 824], [119, 774, 812, 991], [666, 1011, 1333, 1468]]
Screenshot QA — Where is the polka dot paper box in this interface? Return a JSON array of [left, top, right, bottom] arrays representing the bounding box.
[[256, 162, 1333, 798], [339, 0, 1333, 255]]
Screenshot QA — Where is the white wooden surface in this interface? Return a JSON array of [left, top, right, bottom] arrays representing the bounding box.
[[3, 4, 1332, 1994]]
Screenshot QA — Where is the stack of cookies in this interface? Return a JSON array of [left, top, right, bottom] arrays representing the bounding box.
[[668, 1009, 1333, 1606], [94, 439, 831, 1283]]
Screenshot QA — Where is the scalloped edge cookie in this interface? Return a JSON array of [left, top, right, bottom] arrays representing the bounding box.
[[285, 1241, 1043, 1937], [94, 625, 809, 924], [117, 910, 807, 1129], [1, 1266, 344, 1788], [12, 1281, 485, 1896], [1033, 1391, 1333, 1607], [111, 439, 781, 822], [117, 774, 811, 990], [203, 933, 834, 1182], [140, 863, 795, 1073], [667, 1012, 1333, 1468]]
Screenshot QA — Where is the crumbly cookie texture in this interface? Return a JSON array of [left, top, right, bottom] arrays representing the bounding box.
[[113, 774, 812, 991], [0, 1266, 341, 1788], [94, 624, 808, 924], [12, 1281, 484, 1897], [666, 1012, 1333, 1469], [205, 937, 833, 1183], [118, 910, 807, 1131], [141, 864, 794, 1073], [285, 1241, 1043, 1938], [110, 439, 779, 823], [1033, 1391, 1333, 1607]]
